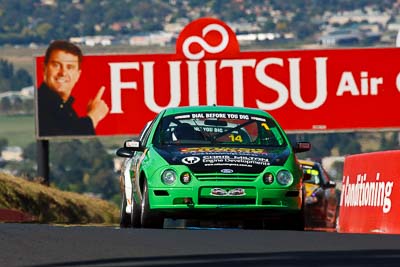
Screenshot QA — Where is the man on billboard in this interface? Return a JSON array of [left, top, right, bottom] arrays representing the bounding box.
[[37, 40, 109, 136]]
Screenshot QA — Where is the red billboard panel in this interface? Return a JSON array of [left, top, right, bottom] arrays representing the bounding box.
[[35, 17, 400, 138]]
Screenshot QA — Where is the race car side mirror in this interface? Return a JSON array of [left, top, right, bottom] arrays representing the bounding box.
[[116, 139, 145, 157], [116, 147, 135, 157], [293, 142, 311, 153], [326, 180, 336, 188]]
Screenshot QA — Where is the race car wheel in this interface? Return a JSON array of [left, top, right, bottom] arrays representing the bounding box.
[[119, 193, 131, 228], [325, 206, 337, 229], [130, 195, 141, 228], [284, 190, 305, 231], [141, 180, 164, 228]]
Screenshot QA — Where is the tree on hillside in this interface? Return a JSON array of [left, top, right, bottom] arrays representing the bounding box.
[[0, 59, 13, 92], [291, 132, 364, 159], [0, 0, 397, 44], [22, 139, 119, 202], [13, 69, 32, 90], [0, 97, 12, 113], [0, 59, 32, 92], [0, 138, 7, 151], [380, 132, 400, 151]]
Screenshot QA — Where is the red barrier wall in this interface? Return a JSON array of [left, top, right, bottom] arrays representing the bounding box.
[[0, 209, 35, 223], [338, 150, 400, 234]]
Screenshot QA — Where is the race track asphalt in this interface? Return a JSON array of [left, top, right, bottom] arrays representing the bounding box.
[[1, 223, 400, 267]]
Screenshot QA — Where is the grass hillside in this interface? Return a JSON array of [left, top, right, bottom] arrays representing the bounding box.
[[0, 114, 35, 148], [0, 172, 119, 224], [0, 114, 126, 149]]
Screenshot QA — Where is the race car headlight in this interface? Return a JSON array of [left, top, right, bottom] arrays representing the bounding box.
[[276, 170, 293, 186], [161, 169, 177, 185]]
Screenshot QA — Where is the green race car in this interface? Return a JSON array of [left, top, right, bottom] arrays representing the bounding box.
[[116, 105, 311, 229]]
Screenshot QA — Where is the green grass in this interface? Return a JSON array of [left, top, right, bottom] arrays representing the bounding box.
[[0, 114, 128, 149], [0, 114, 35, 148]]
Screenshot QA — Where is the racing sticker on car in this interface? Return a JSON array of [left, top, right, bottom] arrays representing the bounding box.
[[181, 147, 267, 154], [203, 155, 269, 166], [182, 156, 201, 164], [179, 149, 271, 168], [178, 146, 271, 168], [175, 113, 256, 120]]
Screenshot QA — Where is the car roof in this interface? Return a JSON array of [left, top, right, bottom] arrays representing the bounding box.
[[162, 105, 273, 118]]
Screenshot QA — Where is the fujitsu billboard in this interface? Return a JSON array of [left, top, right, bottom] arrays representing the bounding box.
[[35, 17, 400, 138]]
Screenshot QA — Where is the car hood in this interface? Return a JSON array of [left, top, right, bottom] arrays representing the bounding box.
[[154, 145, 290, 174]]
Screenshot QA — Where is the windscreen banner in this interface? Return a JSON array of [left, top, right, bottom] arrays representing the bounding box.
[[338, 150, 400, 234], [35, 17, 400, 138]]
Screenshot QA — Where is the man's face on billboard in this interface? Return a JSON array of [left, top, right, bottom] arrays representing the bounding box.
[[43, 50, 81, 102]]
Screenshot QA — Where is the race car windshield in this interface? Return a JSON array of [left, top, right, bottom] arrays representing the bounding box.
[[155, 112, 287, 147]]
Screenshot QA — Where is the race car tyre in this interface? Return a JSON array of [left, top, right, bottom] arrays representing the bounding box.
[[284, 190, 305, 231], [325, 207, 337, 229], [130, 195, 141, 228], [292, 188, 306, 231], [119, 193, 131, 228], [288, 210, 305, 231], [141, 180, 164, 228]]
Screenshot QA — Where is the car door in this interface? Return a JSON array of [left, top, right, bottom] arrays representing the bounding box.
[[130, 120, 154, 202], [319, 164, 338, 225]]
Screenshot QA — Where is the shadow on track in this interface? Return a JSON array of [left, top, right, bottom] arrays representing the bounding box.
[[29, 249, 400, 267]]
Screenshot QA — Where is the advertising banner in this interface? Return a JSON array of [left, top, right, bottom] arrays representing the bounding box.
[[339, 150, 400, 234], [35, 17, 400, 138]]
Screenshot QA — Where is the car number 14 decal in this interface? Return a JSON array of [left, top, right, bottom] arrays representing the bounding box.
[[228, 134, 243, 142]]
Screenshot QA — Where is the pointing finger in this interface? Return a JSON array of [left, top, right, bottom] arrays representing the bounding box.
[[94, 86, 105, 102]]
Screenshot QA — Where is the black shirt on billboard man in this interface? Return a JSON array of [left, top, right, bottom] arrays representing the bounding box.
[[37, 40, 109, 137], [38, 82, 95, 136]]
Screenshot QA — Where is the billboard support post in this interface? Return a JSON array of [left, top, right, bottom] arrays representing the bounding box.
[[37, 139, 49, 186]]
